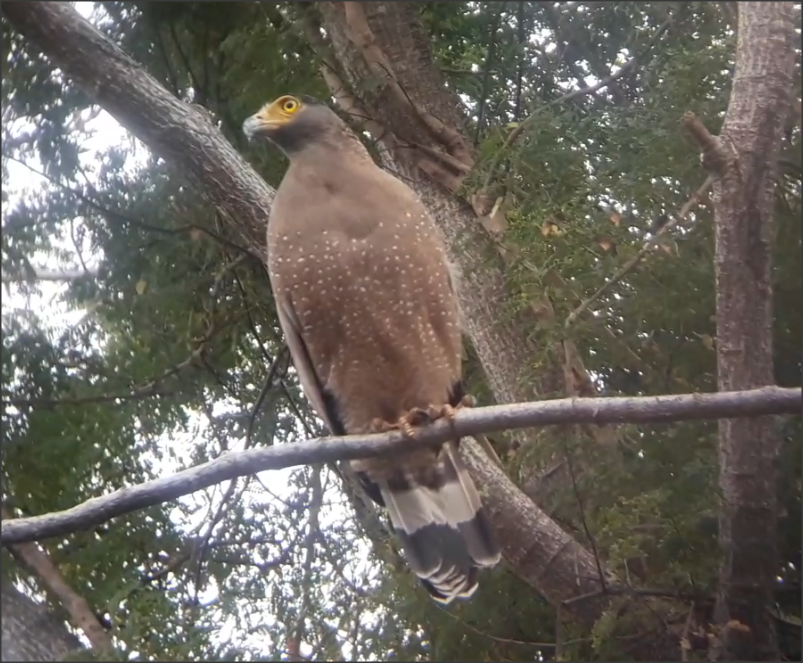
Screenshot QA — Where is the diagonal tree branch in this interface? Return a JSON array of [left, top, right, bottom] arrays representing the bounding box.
[[1, 387, 799, 547], [4, 3, 799, 645], [565, 176, 715, 327], [2, 507, 113, 655], [1, 1, 274, 257]]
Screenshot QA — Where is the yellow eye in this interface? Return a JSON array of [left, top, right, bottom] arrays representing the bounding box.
[[281, 98, 299, 113]]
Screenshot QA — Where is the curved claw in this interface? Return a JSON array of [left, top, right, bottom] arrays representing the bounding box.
[[370, 413, 424, 439]]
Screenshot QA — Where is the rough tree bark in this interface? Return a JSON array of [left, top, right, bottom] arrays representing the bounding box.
[[7, 3, 791, 660], [682, 3, 797, 660], [1, 6, 698, 658], [1, 577, 85, 662]]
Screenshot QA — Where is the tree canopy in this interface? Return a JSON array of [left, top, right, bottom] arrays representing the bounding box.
[[1, 2, 800, 661]]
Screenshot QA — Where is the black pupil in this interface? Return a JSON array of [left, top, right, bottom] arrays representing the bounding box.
[[285, 101, 295, 110]]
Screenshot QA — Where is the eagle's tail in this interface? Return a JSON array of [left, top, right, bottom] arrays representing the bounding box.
[[377, 441, 501, 604]]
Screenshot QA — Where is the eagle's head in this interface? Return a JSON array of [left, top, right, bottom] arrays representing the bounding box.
[[242, 94, 340, 156]]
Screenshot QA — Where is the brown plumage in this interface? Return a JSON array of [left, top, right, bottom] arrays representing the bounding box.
[[243, 94, 500, 603]]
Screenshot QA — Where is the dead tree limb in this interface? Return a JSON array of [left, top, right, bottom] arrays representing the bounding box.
[[1, 386, 799, 546]]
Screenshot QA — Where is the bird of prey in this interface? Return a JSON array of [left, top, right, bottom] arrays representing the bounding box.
[[243, 94, 500, 603]]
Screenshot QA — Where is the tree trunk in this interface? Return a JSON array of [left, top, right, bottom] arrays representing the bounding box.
[[3, 506, 113, 655], [684, 3, 797, 660], [0, 0, 578, 573], [1, 578, 84, 662]]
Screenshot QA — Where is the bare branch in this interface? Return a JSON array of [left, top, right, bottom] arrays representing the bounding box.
[[1, 387, 799, 546], [1, 268, 98, 284], [565, 176, 715, 327]]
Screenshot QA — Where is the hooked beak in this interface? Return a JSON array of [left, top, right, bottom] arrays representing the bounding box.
[[242, 113, 280, 140]]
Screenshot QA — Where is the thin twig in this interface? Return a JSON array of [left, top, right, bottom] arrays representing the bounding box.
[[168, 22, 203, 104], [4, 321, 223, 409], [563, 441, 607, 593], [4, 155, 263, 264], [680, 601, 695, 661], [152, 25, 180, 97], [435, 602, 559, 649], [292, 467, 324, 660], [1, 386, 799, 545], [244, 347, 289, 448], [474, 2, 506, 146], [477, 15, 673, 203], [512, 1, 528, 123], [565, 176, 714, 327], [188, 347, 290, 592]]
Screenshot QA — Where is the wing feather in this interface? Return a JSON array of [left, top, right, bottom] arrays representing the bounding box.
[[275, 292, 385, 505], [274, 294, 344, 436]]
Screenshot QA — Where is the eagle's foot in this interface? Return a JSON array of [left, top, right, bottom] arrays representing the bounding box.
[[398, 407, 435, 438], [424, 394, 476, 425], [369, 414, 422, 439], [370, 396, 476, 439], [458, 393, 477, 409]]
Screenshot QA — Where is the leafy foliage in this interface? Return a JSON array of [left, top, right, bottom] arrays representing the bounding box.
[[2, 2, 800, 661]]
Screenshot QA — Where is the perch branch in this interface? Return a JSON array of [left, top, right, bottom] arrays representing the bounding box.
[[1, 387, 799, 545]]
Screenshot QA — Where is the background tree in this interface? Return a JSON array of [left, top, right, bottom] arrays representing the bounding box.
[[1, 2, 800, 661]]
